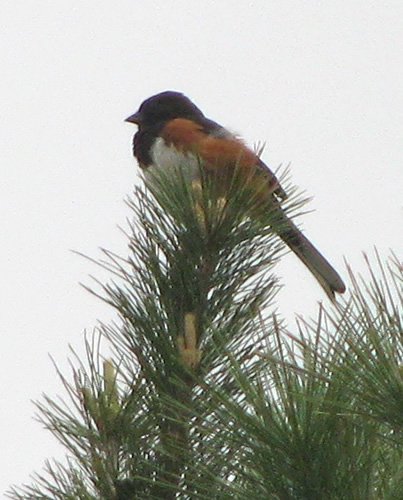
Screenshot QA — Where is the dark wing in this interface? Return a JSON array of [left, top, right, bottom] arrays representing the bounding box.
[[160, 118, 286, 201]]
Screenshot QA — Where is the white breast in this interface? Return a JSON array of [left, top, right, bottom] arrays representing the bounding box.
[[147, 137, 201, 183]]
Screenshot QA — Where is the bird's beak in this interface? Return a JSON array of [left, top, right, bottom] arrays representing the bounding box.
[[124, 111, 142, 124]]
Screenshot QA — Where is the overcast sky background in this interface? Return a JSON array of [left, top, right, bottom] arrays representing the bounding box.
[[1, 1, 402, 495]]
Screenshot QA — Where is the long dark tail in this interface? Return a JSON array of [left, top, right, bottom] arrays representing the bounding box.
[[276, 210, 346, 300]]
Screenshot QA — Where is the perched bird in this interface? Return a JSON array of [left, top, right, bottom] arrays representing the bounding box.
[[125, 91, 345, 299]]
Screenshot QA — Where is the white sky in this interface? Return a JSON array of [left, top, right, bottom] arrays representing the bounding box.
[[1, 1, 402, 494]]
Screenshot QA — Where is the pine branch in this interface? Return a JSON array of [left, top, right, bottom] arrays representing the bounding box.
[[9, 163, 296, 499], [9, 160, 401, 499]]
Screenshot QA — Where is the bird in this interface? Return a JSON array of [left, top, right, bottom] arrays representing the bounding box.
[[125, 91, 346, 299]]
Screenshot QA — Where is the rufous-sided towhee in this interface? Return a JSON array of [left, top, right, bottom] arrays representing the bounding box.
[[125, 91, 345, 299]]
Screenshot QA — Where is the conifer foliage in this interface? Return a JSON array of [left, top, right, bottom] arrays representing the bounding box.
[[8, 166, 402, 500]]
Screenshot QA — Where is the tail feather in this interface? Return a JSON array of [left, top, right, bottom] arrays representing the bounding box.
[[276, 211, 346, 300]]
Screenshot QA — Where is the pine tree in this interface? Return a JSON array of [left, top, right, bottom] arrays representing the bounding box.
[[8, 165, 402, 500]]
